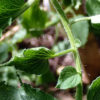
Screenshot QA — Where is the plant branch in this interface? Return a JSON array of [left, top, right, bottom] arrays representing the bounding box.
[[70, 16, 91, 24], [50, 0, 82, 100], [0, 26, 20, 42], [51, 48, 75, 58], [45, 5, 74, 28], [50, 0, 75, 48], [70, 14, 100, 24], [46, 11, 100, 29]]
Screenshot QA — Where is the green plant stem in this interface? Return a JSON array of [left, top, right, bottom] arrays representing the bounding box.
[[71, 16, 91, 24], [70, 15, 100, 24], [51, 48, 74, 58], [46, 11, 97, 29], [76, 82, 83, 100], [45, 6, 74, 28], [50, 0, 82, 100]]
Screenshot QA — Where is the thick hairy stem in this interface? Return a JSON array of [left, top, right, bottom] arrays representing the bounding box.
[[50, 0, 83, 100]]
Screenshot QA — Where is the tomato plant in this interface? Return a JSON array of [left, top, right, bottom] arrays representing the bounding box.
[[0, 0, 100, 100]]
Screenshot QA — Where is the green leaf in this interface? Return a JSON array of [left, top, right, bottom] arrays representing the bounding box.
[[22, 0, 48, 36], [0, 67, 18, 86], [6, 47, 54, 75], [86, 0, 100, 15], [91, 15, 100, 29], [71, 15, 89, 46], [0, 82, 21, 100], [0, 0, 35, 31], [0, 43, 9, 64], [86, 0, 100, 29], [0, 83, 56, 100], [36, 70, 55, 85], [56, 66, 81, 89], [87, 77, 100, 100]]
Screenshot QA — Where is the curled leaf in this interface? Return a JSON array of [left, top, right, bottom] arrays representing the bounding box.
[[4, 47, 54, 75]]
